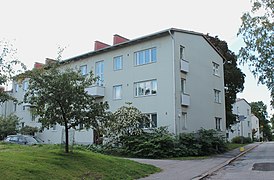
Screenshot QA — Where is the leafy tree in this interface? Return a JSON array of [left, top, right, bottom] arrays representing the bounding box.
[[106, 102, 149, 143], [19, 125, 38, 136], [0, 114, 20, 140], [24, 65, 108, 153], [250, 101, 272, 140], [206, 35, 245, 128], [0, 40, 26, 103], [238, 0, 274, 108]]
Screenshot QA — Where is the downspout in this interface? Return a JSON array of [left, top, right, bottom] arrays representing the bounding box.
[[168, 30, 176, 135]]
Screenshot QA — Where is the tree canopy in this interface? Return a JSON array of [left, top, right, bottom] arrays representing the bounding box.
[[24, 65, 108, 152], [0, 114, 19, 140], [206, 35, 245, 128], [238, 0, 274, 108], [250, 101, 272, 140], [0, 40, 26, 103]]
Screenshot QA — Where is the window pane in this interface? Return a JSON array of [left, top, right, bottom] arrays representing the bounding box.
[[145, 81, 151, 95], [114, 85, 122, 99], [145, 49, 150, 63], [114, 56, 122, 70], [80, 65, 87, 76], [151, 80, 157, 94], [151, 114, 157, 128], [151, 48, 157, 62]]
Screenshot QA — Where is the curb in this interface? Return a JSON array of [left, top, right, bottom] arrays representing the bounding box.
[[192, 143, 262, 180]]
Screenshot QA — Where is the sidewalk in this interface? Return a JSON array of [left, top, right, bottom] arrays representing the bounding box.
[[131, 142, 261, 180]]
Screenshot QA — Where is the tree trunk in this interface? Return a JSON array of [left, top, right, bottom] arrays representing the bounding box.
[[64, 122, 69, 153]]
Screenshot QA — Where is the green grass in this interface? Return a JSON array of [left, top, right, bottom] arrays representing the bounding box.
[[227, 143, 249, 151], [0, 143, 160, 180]]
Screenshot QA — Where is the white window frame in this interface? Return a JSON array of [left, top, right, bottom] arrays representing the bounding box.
[[142, 113, 157, 129], [135, 47, 157, 66], [213, 62, 220, 76], [215, 117, 221, 131], [95, 61, 104, 86], [180, 45, 185, 60], [135, 79, 157, 97], [113, 85, 122, 100], [15, 83, 19, 92], [182, 112, 187, 130], [113, 56, 123, 71], [214, 89, 221, 103], [80, 65, 87, 76], [181, 78, 186, 93], [23, 81, 28, 91]]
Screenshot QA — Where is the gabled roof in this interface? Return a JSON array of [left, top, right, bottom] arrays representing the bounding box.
[[62, 28, 226, 64]]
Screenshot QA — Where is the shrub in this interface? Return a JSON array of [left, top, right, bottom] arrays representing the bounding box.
[[231, 136, 252, 144]]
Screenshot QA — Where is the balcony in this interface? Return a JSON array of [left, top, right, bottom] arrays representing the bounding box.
[[181, 93, 190, 106], [180, 59, 189, 73], [85, 85, 105, 97]]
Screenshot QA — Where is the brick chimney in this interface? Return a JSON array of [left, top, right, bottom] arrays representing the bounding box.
[[94, 41, 110, 51], [45, 58, 57, 65], [34, 62, 44, 69], [113, 34, 129, 45]]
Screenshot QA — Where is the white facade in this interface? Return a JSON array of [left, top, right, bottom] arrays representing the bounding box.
[[251, 114, 260, 140], [228, 98, 253, 141], [0, 28, 226, 144]]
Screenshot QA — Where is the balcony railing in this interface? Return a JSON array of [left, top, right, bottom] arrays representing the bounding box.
[[181, 93, 190, 106], [85, 85, 105, 97], [180, 59, 189, 73]]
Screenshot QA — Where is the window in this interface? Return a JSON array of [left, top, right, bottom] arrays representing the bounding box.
[[23, 81, 28, 91], [21, 122, 25, 128], [135, 47, 157, 65], [214, 89, 221, 103], [247, 109, 250, 115], [182, 112, 187, 130], [113, 85, 122, 100], [78, 123, 84, 130], [213, 62, 220, 76], [95, 61, 104, 86], [215, 117, 221, 130], [15, 84, 19, 92], [52, 124, 57, 131], [14, 103, 17, 112], [80, 65, 87, 76], [113, 56, 123, 70], [135, 80, 157, 97], [181, 78, 186, 93], [247, 121, 250, 127], [141, 113, 157, 129], [180, 45, 185, 60]]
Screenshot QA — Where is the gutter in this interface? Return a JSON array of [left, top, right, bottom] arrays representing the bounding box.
[[168, 29, 177, 135]]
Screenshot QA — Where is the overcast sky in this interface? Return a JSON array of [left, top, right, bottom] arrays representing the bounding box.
[[1, 0, 273, 116]]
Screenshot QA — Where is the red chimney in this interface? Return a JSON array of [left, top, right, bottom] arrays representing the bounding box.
[[94, 41, 110, 51], [113, 34, 129, 45], [34, 62, 44, 69]]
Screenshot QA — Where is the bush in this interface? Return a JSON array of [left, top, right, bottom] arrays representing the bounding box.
[[92, 127, 228, 159], [231, 136, 252, 144], [0, 115, 19, 140]]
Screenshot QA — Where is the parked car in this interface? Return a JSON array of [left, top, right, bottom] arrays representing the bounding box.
[[4, 135, 41, 145]]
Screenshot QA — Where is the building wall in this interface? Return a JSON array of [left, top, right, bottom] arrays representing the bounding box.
[[173, 32, 226, 134], [228, 99, 252, 141], [251, 114, 260, 140], [0, 29, 227, 144]]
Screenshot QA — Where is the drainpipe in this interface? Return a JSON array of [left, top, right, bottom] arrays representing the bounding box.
[[168, 30, 176, 135]]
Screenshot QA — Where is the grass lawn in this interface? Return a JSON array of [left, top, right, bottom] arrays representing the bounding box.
[[0, 143, 160, 180], [227, 143, 249, 151]]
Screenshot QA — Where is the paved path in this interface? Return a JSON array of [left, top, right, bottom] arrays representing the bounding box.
[[130, 143, 261, 180]]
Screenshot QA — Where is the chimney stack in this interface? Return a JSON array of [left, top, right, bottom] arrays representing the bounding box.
[[94, 41, 110, 51], [113, 34, 129, 45], [34, 62, 44, 69]]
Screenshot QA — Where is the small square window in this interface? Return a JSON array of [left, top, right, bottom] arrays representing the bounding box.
[[80, 65, 87, 76]]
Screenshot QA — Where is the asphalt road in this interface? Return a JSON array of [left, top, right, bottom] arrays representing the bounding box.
[[207, 142, 274, 180]]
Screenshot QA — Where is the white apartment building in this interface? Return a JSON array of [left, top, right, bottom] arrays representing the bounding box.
[[228, 98, 253, 141], [251, 114, 260, 140], [0, 28, 226, 144]]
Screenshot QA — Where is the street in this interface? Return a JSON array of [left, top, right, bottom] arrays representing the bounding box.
[[206, 142, 274, 180]]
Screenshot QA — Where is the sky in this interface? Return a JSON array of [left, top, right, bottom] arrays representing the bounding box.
[[0, 0, 273, 116]]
